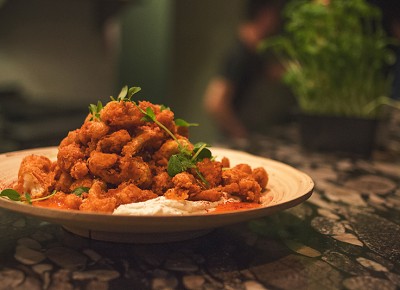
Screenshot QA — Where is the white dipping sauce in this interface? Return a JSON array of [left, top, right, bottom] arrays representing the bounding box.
[[113, 196, 237, 216]]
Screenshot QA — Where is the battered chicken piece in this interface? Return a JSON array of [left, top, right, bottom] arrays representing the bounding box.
[[54, 171, 73, 193], [106, 182, 158, 206], [152, 171, 173, 195], [100, 101, 144, 128], [222, 167, 262, 202], [233, 164, 252, 174], [252, 167, 269, 189], [97, 129, 131, 153], [88, 152, 152, 187], [59, 130, 79, 148], [57, 143, 88, 180], [164, 172, 202, 200], [79, 181, 116, 213], [195, 158, 223, 188], [237, 177, 262, 202], [172, 172, 202, 193], [221, 157, 230, 168], [221, 167, 249, 185], [122, 129, 163, 157], [87, 151, 119, 183], [122, 156, 152, 188], [78, 120, 110, 145], [155, 108, 177, 135], [15, 155, 55, 199], [189, 188, 223, 202]]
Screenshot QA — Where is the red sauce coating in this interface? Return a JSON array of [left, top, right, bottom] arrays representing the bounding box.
[[212, 202, 261, 213]]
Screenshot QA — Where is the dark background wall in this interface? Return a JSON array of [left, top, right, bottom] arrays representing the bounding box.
[[0, 0, 245, 152]]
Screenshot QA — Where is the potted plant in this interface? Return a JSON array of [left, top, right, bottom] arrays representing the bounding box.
[[260, 0, 398, 156]]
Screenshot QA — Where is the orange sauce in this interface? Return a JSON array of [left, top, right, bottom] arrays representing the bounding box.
[[32, 196, 78, 210], [212, 202, 261, 213]]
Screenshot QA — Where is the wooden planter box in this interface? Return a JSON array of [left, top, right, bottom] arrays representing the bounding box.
[[299, 114, 378, 157]]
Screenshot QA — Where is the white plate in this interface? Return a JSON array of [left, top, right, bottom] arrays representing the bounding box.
[[0, 147, 314, 243]]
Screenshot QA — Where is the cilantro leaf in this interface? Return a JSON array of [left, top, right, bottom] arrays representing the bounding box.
[[88, 101, 103, 121], [128, 86, 141, 99], [117, 85, 129, 101], [0, 189, 21, 201], [175, 118, 199, 127], [72, 186, 89, 197], [192, 142, 212, 162], [0, 189, 57, 204], [167, 154, 195, 177], [24, 193, 32, 204], [160, 104, 170, 111]]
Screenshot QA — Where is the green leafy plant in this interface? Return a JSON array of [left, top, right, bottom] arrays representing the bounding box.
[[259, 0, 398, 118]]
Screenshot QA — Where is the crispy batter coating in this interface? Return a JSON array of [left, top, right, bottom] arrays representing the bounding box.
[[15, 155, 56, 199], [79, 181, 116, 213], [252, 167, 269, 189], [106, 182, 157, 206], [221, 157, 230, 168], [100, 101, 144, 128], [78, 120, 110, 145], [14, 98, 269, 213], [97, 129, 131, 153], [189, 188, 223, 202], [122, 129, 163, 157], [151, 172, 173, 195], [195, 158, 223, 188], [221, 166, 262, 202]]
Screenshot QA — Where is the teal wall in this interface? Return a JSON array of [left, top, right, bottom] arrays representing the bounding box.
[[118, 0, 173, 104], [118, 0, 244, 144]]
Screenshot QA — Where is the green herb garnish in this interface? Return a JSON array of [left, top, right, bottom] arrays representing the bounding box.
[[0, 189, 21, 201], [72, 186, 89, 197], [0, 189, 57, 204], [175, 118, 199, 127], [110, 85, 141, 102], [88, 101, 103, 121]]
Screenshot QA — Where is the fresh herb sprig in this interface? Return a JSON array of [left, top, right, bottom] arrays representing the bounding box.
[[110, 85, 142, 102], [88, 101, 103, 121], [174, 118, 199, 128], [71, 186, 90, 197], [0, 189, 58, 204]]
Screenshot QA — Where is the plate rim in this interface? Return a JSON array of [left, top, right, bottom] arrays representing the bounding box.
[[0, 146, 314, 233]]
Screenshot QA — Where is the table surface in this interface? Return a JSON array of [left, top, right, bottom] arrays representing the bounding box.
[[1, 113, 400, 290]]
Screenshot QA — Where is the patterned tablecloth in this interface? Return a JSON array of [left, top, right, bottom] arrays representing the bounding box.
[[0, 112, 399, 290]]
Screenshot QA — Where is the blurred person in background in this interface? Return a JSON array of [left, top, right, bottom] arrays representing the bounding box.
[[203, 0, 295, 146]]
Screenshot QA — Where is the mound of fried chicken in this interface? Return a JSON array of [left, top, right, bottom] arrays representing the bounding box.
[[13, 97, 268, 213]]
